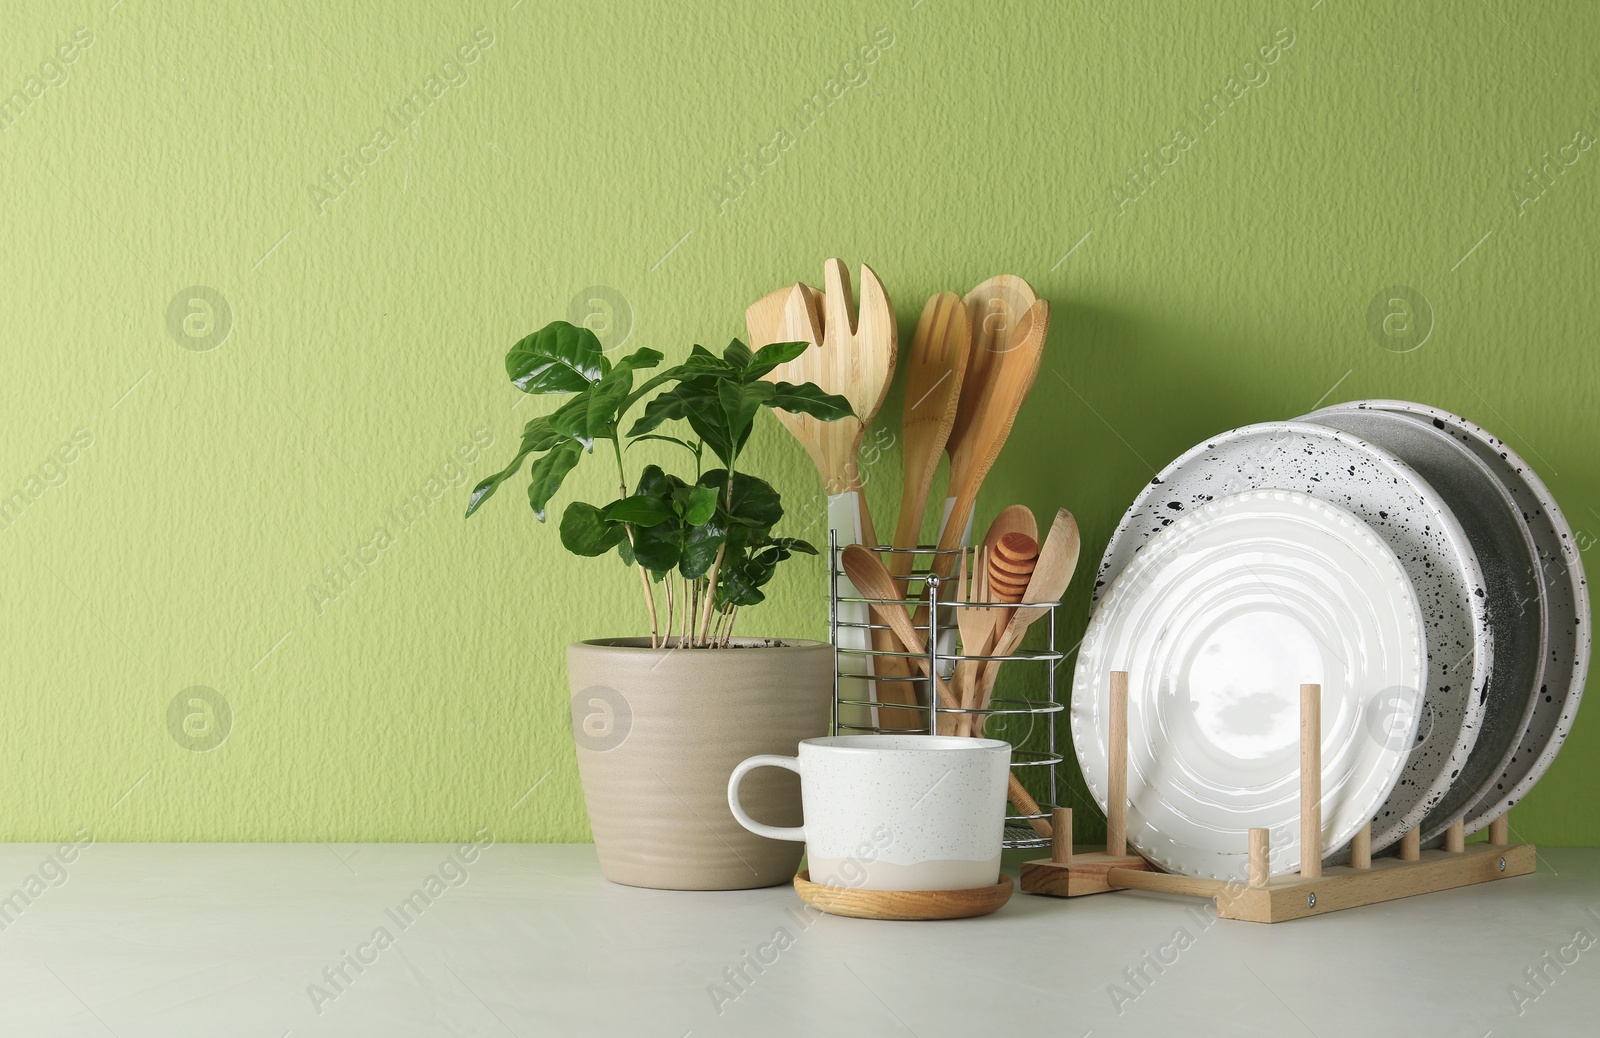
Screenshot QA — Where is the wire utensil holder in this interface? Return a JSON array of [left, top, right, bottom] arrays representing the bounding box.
[[828, 532, 1065, 850]]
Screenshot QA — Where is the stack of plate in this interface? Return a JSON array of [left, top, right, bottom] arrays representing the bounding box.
[[1070, 401, 1590, 881]]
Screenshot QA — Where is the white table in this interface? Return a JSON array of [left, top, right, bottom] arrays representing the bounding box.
[[0, 842, 1593, 1036]]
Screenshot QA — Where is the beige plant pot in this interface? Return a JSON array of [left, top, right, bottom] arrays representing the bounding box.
[[567, 637, 832, 890]]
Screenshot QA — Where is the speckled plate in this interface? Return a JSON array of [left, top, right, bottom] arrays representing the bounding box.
[[1317, 401, 1590, 835], [1072, 490, 1425, 880], [1092, 421, 1491, 853], [1305, 405, 1544, 842]]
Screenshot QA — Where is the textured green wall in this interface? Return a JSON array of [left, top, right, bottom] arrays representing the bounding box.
[[2, 0, 1596, 845]]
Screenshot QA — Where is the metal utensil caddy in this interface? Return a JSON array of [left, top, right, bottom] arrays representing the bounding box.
[[828, 534, 1065, 850]]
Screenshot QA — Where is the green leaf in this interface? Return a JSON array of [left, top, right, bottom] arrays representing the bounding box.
[[627, 433, 702, 460], [603, 495, 675, 527], [616, 535, 636, 568], [679, 521, 727, 580], [560, 501, 625, 556], [745, 340, 809, 381], [634, 463, 677, 500], [773, 536, 818, 555], [718, 380, 772, 457], [722, 338, 753, 370], [679, 485, 718, 526], [705, 470, 783, 528], [546, 390, 599, 448], [507, 321, 605, 394], [619, 346, 665, 371], [768, 381, 854, 421], [526, 441, 583, 521], [718, 553, 769, 607], [631, 519, 682, 572], [626, 382, 697, 438]]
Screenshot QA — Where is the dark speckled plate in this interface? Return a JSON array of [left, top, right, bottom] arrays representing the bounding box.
[[1314, 401, 1590, 836], [1092, 422, 1491, 855], [1305, 406, 1542, 842]]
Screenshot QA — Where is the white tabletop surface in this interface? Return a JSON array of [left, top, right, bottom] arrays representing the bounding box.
[[0, 842, 1594, 1037]]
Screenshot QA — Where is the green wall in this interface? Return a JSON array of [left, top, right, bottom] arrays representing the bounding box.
[[2, 0, 1596, 845]]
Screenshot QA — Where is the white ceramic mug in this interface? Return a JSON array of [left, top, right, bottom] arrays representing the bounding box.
[[726, 735, 1011, 891]]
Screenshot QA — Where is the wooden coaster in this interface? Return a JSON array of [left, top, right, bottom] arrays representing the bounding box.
[[792, 870, 1013, 920]]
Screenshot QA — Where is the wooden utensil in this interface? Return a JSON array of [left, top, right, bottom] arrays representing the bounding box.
[[929, 295, 1050, 579], [841, 545, 1052, 836], [756, 260, 896, 544], [891, 292, 971, 575], [972, 510, 1080, 736], [941, 547, 995, 736], [745, 282, 823, 352], [960, 533, 1038, 736]]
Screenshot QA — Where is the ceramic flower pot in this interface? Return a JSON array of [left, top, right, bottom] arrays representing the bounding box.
[[566, 637, 832, 890]]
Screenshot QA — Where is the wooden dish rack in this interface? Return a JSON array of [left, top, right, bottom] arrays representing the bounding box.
[[1022, 673, 1537, 922]]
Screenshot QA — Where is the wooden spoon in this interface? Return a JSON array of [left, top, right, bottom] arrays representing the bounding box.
[[927, 298, 1048, 577], [841, 545, 1051, 837], [961, 533, 1037, 736], [972, 510, 1080, 735]]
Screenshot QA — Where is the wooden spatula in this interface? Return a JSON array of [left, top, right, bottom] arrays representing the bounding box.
[[891, 292, 970, 574]]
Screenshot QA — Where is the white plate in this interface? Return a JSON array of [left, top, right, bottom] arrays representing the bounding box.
[[1072, 490, 1425, 880], [1091, 421, 1491, 853]]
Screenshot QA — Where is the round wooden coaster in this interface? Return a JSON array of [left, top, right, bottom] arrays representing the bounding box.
[[792, 870, 1013, 920]]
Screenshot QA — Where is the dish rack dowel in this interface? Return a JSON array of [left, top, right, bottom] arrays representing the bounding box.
[[1022, 672, 1538, 922]]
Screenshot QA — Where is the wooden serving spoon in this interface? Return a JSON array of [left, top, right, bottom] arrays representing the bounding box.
[[841, 545, 1052, 837], [972, 510, 1080, 736], [929, 298, 1050, 581]]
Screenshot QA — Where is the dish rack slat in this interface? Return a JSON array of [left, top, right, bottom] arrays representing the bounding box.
[[1021, 674, 1537, 922], [828, 534, 1064, 851]]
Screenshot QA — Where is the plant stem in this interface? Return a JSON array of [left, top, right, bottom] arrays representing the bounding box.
[[635, 563, 659, 649], [698, 543, 727, 646], [663, 574, 674, 645], [610, 429, 659, 646], [722, 605, 739, 647]]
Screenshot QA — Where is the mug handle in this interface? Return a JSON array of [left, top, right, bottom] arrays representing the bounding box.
[[727, 755, 805, 842]]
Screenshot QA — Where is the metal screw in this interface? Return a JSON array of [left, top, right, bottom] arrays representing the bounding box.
[[1499, 856, 1506, 872], [1307, 892, 1316, 908]]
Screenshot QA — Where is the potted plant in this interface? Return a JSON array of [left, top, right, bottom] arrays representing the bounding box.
[[466, 321, 852, 889]]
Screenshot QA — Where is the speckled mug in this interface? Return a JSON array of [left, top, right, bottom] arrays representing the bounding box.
[[727, 735, 1011, 891]]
